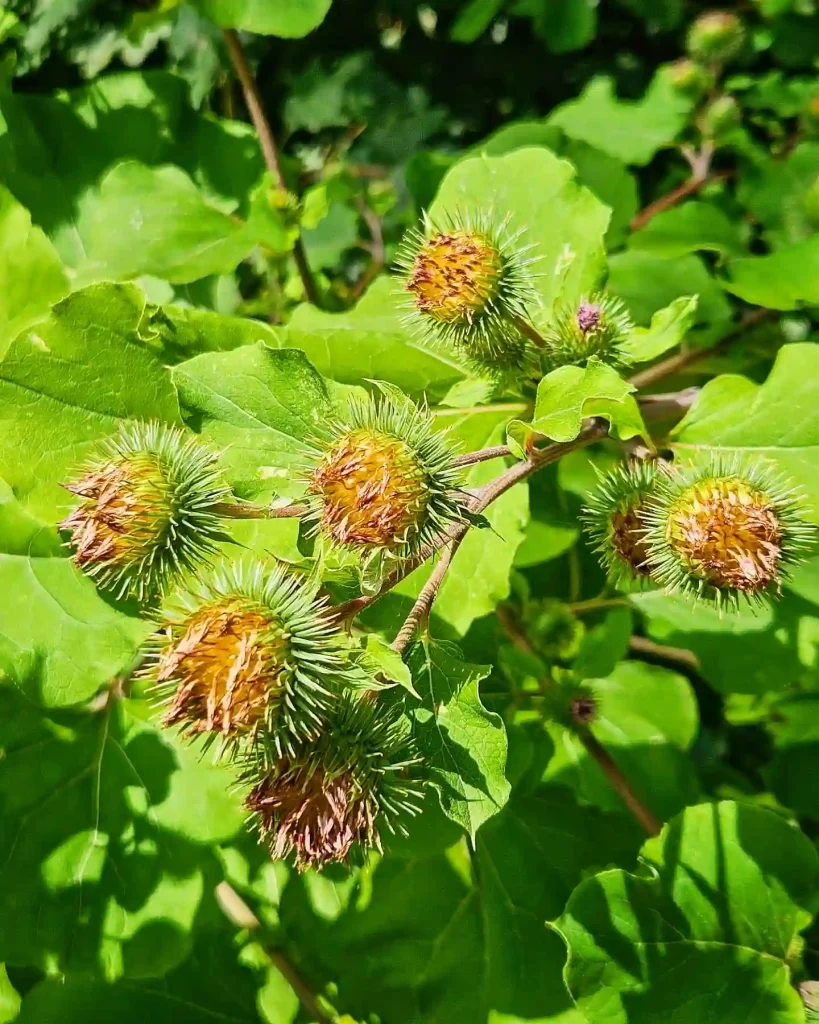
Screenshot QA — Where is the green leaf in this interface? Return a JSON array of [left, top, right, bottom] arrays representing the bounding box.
[[450, 0, 504, 41], [0, 282, 181, 525], [0, 186, 68, 355], [737, 143, 819, 247], [172, 343, 331, 501], [280, 277, 465, 402], [430, 147, 610, 323], [517, 0, 597, 53], [531, 358, 646, 443], [558, 801, 819, 1024], [74, 161, 289, 287], [619, 295, 698, 364], [629, 201, 747, 259], [190, 0, 332, 36], [672, 342, 819, 521], [723, 235, 819, 309], [548, 72, 692, 166], [408, 642, 510, 837], [0, 687, 242, 978], [141, 301, 283, 365], [360, 634, 420, 699], [0, 966, 20, 1024], [544, 660, 699, 821], [766, 693, 819, 818]]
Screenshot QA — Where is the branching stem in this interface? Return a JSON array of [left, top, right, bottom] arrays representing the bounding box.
[[577, 730, 662, 837], [214, 501, 308, 520], [222, 29, 319, 306]]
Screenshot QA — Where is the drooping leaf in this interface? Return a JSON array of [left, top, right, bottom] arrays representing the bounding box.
[[558, 802, 819, 1024], [0, 966, 20, 1024], [723, 235, 819, 309], [619, 295, 698, 363], [408, 642, 510, 837], [531, 358, 646, 443], [190, 0, 333, 36]]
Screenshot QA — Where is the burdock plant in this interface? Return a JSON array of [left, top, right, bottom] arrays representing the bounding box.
[[643, 457, 815, 607], [60, 422, 230, 601], [543, 293, 634, 372], [150, 559, 343, 756], [395, 209, 541, 378], [243, 691, 423, 870], [304, 387, 468, 570]]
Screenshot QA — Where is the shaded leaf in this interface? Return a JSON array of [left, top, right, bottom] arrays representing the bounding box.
[[629, 201, 747, 259], [190, 0, 333, 36], [723, 235, 819, 309]]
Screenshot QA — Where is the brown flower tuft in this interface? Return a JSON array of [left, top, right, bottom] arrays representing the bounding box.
[[406, 229, 501, 324], [159, 602, 288, 738], [61, 455, 171, 576], [667, 478, 783, 593], [246, 761, 376, 871], [310, 428, 429, 549], [610, 501, 651, 578]]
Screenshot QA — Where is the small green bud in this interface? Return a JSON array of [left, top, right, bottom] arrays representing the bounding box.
[[304, 387, 468, 566], [543, 293, 634, 372], [700, 94, 742, 138], [243, 691, 423, 870], [664, 59, 715, 101], [541, 671, 598, 732], [150, 559, 343, 756], [583, 461, 661, 588], [686, 10, 746, 65], [60, 422, 230, 601], [395, 210, 541, 378], [643, 457, 815, 608]]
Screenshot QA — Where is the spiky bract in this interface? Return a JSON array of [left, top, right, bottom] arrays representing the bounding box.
[[543, 293, 634, 371], [150, 559, 343, 756], [394, 209, 541, 377], [243, 692, 423, 870], [60, 422, 230, 601], [643, 457, 815, 608], [305, 389, 467, 565], [583, 461, 661, 588], [686, 10, 746, 65]]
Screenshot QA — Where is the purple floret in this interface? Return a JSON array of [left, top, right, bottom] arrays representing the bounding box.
[[576, 302, 601, 334]]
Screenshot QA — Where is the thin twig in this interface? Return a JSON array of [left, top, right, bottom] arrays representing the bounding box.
[[350, 195, 385, 301], [509, 312, 548, 348], [566, 596, 630, 615], [577, 731, 662, 837], [451, 444, 512, 468], [222, 29, 319, 307], [214, 501, 308, 520], [630, 169, 732, 232], [215, 882, 335, 1024], [390, 539, 463, 654], [628, 307, 774, 391], [629, 635, 701, 672]]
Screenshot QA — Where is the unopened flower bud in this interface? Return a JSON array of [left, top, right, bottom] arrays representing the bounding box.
[[583, 462, 661, 587], [664, 59, 715, 101], [151, 560, 342, 754], [60, 422, 230, 601], [395, 211, 540, 377], [544, 292, 634, 371], [244, 693, 422, 870], [686, 10, 746, 65], [643, 458, 815, 607], [700, 94, 742, 138]]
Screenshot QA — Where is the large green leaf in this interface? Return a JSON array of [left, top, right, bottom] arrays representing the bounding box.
[[190, 0, 333, 36], [0, 966, 19, 1024], [173, 343, 331, 501], [430, 147, 610, 324], [671, 342, 819, 520], [723, 235, 819, 308], [629, 201, 747, 259], [408, 643, 510, 837], [544, 660, 699, 821], [531, 359, 646, 443], [558, 802, 819, 1023], [548, 72, 691, 166], [281, 277, 466, 402], [619, 295, 699, 363], [0, 688, 243, 979], [0, 186, 68, 354], [0, 282, 181, 525]]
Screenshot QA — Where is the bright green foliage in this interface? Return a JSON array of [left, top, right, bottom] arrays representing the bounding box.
[[3, 1, 819, 1021]]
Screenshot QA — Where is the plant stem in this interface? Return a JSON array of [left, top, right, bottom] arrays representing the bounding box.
[[509, 312, 548, 348], [451, 444, 512, 468], [629, 307, 773, 390], [630, 169, 732, 232], [629, 635, 701, 672], [215, 882, 336, 1024], [391, 539, 462, 654], [566, 596, 630, 615], [214, 501, 308, 520], [222, 29, 320, 307], [576, 730, 662, 837]]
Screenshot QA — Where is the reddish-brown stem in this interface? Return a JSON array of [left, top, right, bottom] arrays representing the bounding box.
[[222, 29, 319, 307], [577, 731, 662, 837], [509, 312, 548, 348], [390, 539, 463, 654], [628, 307, 774, 391], [451, 444, 512, 468], [350, 196, 385, 301], [630, 170, 733, 232]]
